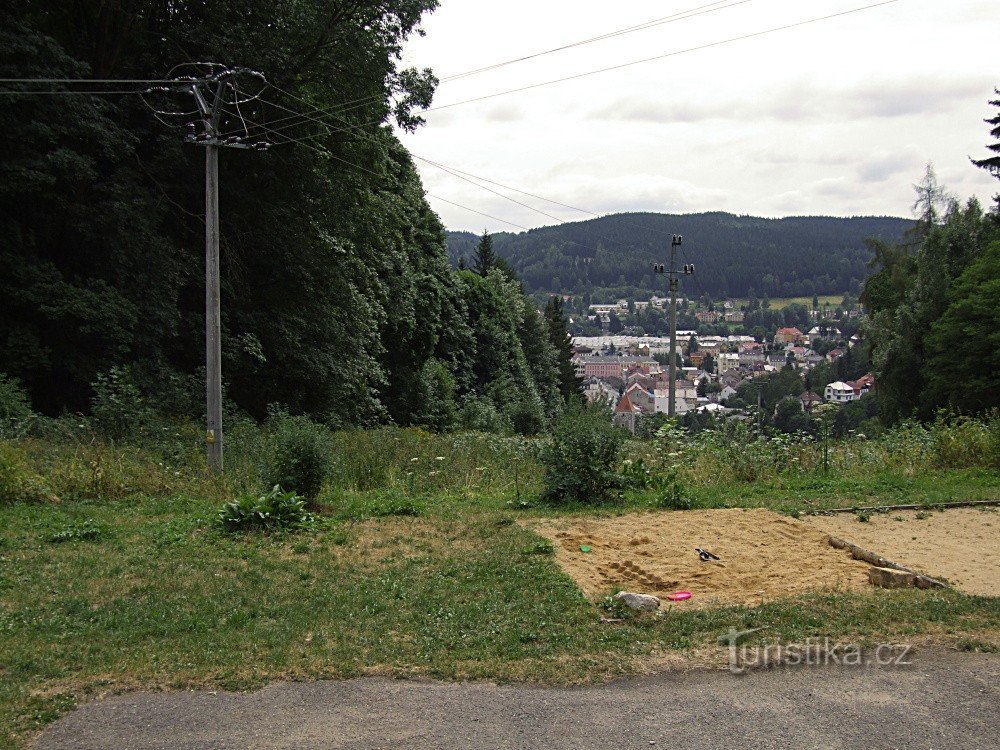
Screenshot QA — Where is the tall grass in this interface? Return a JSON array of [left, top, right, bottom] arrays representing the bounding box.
[[2, 411, 997, 512]]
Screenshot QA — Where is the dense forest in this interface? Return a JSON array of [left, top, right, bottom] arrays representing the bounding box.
[[862, 155, 1000, 422], [447, 213, 911, 300], [0, 2, 577, 432]]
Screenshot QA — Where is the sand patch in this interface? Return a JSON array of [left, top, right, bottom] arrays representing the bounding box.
[[807, 508, 999, 597], [526, 508, 872, 608]]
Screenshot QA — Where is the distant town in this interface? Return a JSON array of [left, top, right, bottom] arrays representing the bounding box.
[[571, 293, 872, 432]]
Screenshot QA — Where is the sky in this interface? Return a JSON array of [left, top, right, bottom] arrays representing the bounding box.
[[395, 0, 998, 233]]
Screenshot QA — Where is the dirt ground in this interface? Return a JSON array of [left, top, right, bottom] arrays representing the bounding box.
[[526, 508, 872, 608], [806, 507, 999, 597]]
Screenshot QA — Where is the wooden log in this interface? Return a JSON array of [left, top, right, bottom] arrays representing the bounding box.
[[813, 499, 998, 515], [828, 536, 948, 589]]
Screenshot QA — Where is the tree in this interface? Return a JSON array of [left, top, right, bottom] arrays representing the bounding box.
[[473, 230, 497, 277], [924, 240, 1000, 412], [911, 163, 951, 237], [1, 3, 445, 427], [971, 88, 1000, 210], [544, 296, 583, 403]]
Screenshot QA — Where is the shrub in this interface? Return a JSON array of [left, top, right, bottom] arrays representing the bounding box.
[[0, 441, 56, 504], [218, 485, 315, 531], [458, 396, 505, 433], [90, 366, 151, 441], [49, 519, 104, 543], [540, 405, 624, 505], [507, 399, 546, 436], [655, 479, 694, 510], [264, 413, 334, 501], [930, 413, 1000, 470], [0, 374, 35, 438]]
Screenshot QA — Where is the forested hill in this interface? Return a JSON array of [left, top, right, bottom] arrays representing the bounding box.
[[447, 212, 912, 299]]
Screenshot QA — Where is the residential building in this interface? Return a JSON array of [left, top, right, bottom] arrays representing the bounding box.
[[799, 391, 823, 412], [774, 327, 806, 345], [612, 393, 641, 433], [824, 381, 856, 403]]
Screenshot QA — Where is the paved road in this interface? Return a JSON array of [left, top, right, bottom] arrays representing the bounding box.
[[34, 650, 997, 749]]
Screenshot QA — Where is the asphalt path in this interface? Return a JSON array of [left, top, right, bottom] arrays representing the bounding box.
[[34, 649, 998, 749]]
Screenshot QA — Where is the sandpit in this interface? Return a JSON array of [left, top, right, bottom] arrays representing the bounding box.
[[806, 507, 999, 597], [526, 508, 872, 608]]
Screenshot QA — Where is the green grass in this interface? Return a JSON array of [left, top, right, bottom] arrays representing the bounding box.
[[620, 468, 1000, 514], [727, 294, 845, 311], [1, 425, 998, 748]]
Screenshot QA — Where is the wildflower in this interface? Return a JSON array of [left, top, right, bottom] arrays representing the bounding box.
[[409, 457, 419, 463], [435, 456, 445, 461]]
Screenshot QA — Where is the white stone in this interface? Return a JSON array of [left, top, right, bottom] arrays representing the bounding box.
[[614, 591, 661, 611]]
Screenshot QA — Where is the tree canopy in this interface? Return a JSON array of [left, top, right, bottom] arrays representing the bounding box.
[[0, 2, 571, 433]]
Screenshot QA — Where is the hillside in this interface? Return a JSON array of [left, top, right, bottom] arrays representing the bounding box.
[[447, 212, 912, 299]]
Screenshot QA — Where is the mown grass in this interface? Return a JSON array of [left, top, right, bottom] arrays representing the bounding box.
[[727, 294, 845, 310], [1, 424, 998, 748]]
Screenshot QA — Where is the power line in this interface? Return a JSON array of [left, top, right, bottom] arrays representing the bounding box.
[[221, 0, 754, 139], [0, 77, 172, 84], [422, 0, 902, 115], [226, 109, 534, 230], [441, 0, 745, 82], [229, 0, 900, 144], [415, 157, 567, 223], [228, 88, 596, 224], [424, 194, 530, 230], [0, 89, 148, 95], [413, 156, 599, 216]]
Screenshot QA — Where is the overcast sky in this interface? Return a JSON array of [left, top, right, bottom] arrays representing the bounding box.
[[396, 0, 998, 233]]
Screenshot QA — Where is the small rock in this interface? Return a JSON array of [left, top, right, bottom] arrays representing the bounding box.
[[613, 591, 661, 611], [868, 566, 918, 589]]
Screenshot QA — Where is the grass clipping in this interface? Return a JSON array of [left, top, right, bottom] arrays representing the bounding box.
[[527, 508, 872, 608]]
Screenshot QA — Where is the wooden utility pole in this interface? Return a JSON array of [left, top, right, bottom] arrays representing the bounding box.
[[653, 234, 693, 416], [204, 143, 223, 471], [179, 66, 269, 472]]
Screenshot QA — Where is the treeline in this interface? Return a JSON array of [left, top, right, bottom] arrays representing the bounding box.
[[863, 159, 1000, 422], [0, 2, 578, 432], [447, 212, 911, 299]]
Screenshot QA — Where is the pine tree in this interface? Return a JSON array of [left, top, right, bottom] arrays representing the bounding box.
[[972, 88, 1000, 212], [544, 296, 583, 401], [473, 230, 496, 276], [972, 89, 1000, 179]]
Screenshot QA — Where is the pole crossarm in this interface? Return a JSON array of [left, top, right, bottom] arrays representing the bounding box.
[[167, 64, 271, 472]]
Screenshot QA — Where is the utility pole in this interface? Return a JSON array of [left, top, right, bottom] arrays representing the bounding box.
[[163, 65, 269, 472], [653, 234, 694, 416]]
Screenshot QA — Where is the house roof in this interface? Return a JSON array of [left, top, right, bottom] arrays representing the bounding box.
[[613, 393, 642, 414], [826, 381, 853, 390], [799, 391, 823, 402], [776, 327, 803, 335]]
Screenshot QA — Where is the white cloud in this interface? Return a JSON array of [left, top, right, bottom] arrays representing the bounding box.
[[399, 0, 1000, 232]]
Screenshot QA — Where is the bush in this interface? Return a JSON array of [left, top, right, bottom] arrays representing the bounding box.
[[0, 373, 35, 438], [90, 366, 151, 440], [264, 413, 334, 501], [218, 485, 315, 531], [655, 479, 694, 510], [49, 519, 104, 543], [930, 413, 1000, 470], [540, 405, 624, 505], [458, 396, 505, 433], [507, 399, 546, 436], [0, 441, 56, 504]]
